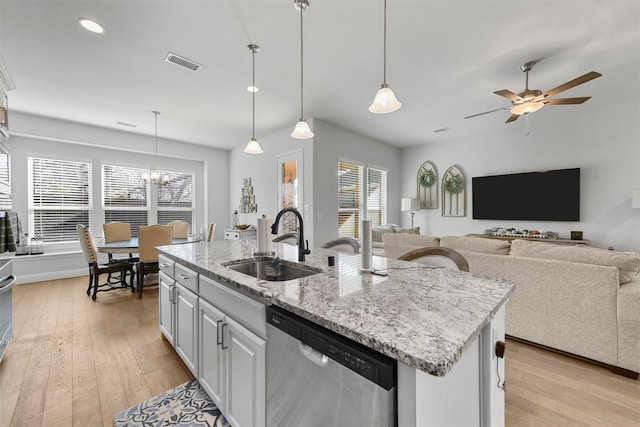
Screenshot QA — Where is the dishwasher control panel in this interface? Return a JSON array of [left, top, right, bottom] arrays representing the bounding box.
[[267, 305, 396, 390]]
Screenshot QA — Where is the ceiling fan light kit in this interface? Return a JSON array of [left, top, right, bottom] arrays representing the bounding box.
[[369, 0, 401, 114], [291, 0, 314, 140], [466, 60, 601, 124]]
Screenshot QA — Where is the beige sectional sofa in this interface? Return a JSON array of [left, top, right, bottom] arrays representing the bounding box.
[[382, 233, 640, 377]]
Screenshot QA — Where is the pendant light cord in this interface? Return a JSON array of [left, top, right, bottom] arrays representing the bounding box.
[[252, 48, 256, 139], [299, 4, 304, 118], [383, 0, 387, 85], [153, 111, 159, 170]]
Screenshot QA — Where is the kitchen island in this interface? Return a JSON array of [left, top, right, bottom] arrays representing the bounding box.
[[157, 240, 514, 426]]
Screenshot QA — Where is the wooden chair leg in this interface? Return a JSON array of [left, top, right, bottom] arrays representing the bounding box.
[[138, 263, 144, 299], [86, 268, 93, 296], [92, 269, 99, 301]]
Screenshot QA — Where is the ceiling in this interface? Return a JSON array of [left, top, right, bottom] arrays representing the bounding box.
[[1, 1, 638, 150]]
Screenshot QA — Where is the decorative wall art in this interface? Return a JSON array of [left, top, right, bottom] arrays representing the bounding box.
[[239, 177, 258, 213], [417, 161, 438, 209], [442, 165, 465, 217]]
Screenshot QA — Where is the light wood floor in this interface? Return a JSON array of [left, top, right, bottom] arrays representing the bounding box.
[[1, 277, 639, 426]]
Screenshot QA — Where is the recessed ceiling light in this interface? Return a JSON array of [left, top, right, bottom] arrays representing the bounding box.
[[78, 18, 105, 34], [247, 86, 259, 93]]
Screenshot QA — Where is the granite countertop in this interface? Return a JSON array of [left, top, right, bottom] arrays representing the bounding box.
[[157, 240, 514, 377]]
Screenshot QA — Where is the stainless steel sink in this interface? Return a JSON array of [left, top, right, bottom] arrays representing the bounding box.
[[222, 257, 322, 281]]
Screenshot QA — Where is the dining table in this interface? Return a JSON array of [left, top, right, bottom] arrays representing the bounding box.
[[96, 236, 199, 254]]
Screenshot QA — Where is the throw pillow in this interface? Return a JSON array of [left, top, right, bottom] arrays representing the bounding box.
[[372, 224, 396, 242], [440, 235, 511, 255], [396, 227, 420, 234], [510, 239, 640, 284]]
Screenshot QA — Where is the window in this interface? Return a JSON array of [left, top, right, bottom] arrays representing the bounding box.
[[157, 170, 194, 234], [367, 167, 387, 228], [338, 161, 363, 238], [337, 162, 388, 239], [28, 157, 92, 242], [103, 164, 149, 236]]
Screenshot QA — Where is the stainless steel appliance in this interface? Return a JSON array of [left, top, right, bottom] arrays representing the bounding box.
[[0, 259, 15, 361], [266, 305, 396, 427]]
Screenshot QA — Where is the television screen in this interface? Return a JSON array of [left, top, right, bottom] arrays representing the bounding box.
[[472, 168, 580, 221]]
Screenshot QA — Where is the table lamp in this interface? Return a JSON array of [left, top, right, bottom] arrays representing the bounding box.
[[401, 197, 420, 228]]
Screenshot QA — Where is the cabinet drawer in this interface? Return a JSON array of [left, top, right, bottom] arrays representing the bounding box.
[[224, 230, 240, 240], [200, 275, 266, 339], [175, 263, 199, 293], [159, 255, 175, 277]]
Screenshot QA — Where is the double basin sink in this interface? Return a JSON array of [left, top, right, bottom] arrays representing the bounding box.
[[222, 256, 322, 282]]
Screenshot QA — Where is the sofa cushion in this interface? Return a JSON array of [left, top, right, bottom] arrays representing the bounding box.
[[372, 224, 396, 242], [382, 233, 440, 259], [440, 235, 511, 255], [510, 239, 640, 284]]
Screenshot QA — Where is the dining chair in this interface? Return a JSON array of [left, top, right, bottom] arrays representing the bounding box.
[[321, 237, 360, 253], [77, 224, 134, 300], [207, 221, 217, 242], [167, 220, 189, 239], [137, 224, 173, 298], [398, 246, 469, 272], [103, 221, 138, 279]]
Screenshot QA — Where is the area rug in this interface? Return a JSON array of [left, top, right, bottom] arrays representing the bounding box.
[[113, 379, 231, 427]]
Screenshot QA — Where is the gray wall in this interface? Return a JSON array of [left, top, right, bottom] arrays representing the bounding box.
[[400, 98, 640, 251]]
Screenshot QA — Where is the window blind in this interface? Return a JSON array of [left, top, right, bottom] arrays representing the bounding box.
[[28, 157, 92, 242], [157, 170, 194, 233], [103, 164, 149, 236], [367, 167, 387, 228], [338, 161, 363, 238], [0, 144, 11, 210]]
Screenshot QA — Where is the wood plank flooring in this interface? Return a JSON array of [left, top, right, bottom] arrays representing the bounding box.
[[1, 276, 639, 426]]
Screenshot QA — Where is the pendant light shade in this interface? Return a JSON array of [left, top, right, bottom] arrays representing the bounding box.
[[291, 0, 314, 139], [369, 0, 401, 114], [244, 44, 264, 154]]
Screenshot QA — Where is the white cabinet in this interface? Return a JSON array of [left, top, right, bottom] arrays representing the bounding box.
[[175, 283, 198, 376], [159, 271, 175, 343], [199, 276, 266, 427], [224, 228, 257, 241]]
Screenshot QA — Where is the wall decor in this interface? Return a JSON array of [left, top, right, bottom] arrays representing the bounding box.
[[417, 161, 438, 209], [239, 177, 257, 213], [442, 165, 465, 217]]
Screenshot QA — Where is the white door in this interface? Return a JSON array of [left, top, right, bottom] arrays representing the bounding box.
[[276, 149, 303, 234], [175, 283, 199, 376], [159, 272, 175, 344], [225, 316, 266, 427], [199, 298, 226, 409]]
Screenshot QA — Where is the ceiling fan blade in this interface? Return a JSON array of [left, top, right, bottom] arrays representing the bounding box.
[[539, 71, 602, 99], [542, 97, 591, 105], [464, 106, 510, 119], [494, 90, 522, 102], [505, 114, 520, 123]]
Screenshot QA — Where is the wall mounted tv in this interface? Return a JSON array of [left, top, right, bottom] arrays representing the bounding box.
[[472, 168, 580, 221]]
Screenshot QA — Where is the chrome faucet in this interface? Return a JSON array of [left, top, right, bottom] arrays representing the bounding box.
[[271, 208, 310, 261]]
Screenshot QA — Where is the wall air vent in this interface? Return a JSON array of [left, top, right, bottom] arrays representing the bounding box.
[[433, 127, 450, 134], [165, 52, 202, 72]]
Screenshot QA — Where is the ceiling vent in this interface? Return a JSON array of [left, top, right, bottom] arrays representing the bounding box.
[[165, 52, 202, 72]]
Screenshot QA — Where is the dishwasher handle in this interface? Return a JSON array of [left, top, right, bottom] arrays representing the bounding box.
[[299, 343, 329, 367]]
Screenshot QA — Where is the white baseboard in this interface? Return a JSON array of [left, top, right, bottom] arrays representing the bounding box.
[[15, 268, 87, 285]]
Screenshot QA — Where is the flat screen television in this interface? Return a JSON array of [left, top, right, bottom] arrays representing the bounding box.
[[472, 168, 580, 221]]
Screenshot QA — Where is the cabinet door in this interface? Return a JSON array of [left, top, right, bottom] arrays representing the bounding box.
[[159, 272, 175, 344], [225, 316, 266, 427], [175, 283, 199, 376], [198, 298, 226, 409]]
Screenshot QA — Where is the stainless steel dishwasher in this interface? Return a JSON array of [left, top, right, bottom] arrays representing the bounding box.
[[266, 305, 396, 427]]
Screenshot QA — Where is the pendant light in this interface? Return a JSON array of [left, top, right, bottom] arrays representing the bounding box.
[[143, 111, 169, 185], [291, 0, 314, 139], [244, 44, 264, 154], [369, 0, 402, 114]]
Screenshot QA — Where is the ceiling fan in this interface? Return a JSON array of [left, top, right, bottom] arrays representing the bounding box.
[[465, 61, 602, 123]]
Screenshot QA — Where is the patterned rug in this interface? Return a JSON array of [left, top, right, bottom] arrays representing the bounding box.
[[113, 380, 231, 427]]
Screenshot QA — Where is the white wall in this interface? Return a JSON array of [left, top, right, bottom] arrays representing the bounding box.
[[6, 112, 230, 282], [229, 123, 315, 246], [401, 99, 640, 251], [313, 119, 402, 245]]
